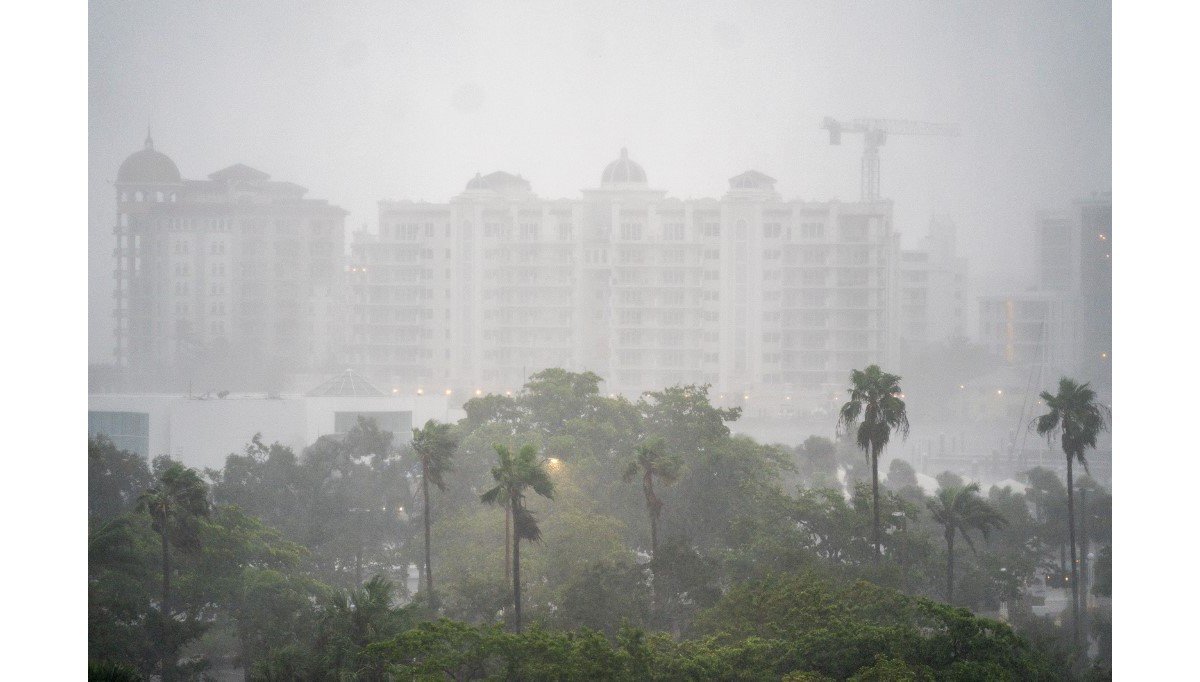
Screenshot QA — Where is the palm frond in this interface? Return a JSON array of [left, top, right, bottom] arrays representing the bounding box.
[[513, 505, 542, 542], [480, 485, 503, 506]]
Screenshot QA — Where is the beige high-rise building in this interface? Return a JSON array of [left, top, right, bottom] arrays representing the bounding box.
[[344, 150, 899, 415], [112, 134, 347, 387]]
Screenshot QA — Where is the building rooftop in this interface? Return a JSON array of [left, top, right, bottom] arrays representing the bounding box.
[[601, 147, 647, 186], [117, 133, 182, 184], [306, 369, 385, 397]]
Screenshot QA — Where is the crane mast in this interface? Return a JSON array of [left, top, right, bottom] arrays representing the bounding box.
[[821, 117, 959, 201]]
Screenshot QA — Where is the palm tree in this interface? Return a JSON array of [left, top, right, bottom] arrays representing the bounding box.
[[480, 444, 555, 631], [1035, 377, 1109, 649], [623, 437, 682, 561], [837, 365, 910, 563], [410, 419, 457, 604], [136, 461, 209, 682], [927, 482, 1006, 604]]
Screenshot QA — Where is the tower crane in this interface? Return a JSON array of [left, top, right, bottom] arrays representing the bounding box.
[[821, 117, 959, 201]]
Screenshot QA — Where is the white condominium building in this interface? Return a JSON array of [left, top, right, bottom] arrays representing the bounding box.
[[345, 149, 900, 413]]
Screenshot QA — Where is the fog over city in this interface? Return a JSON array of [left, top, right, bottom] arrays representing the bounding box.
[[87, 2, 1117, 678], [90, 1, 1110, 361]]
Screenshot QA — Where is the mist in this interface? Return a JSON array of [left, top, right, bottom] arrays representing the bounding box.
[[90, 1, 1110, 361], [87, 2, 1114, 679]]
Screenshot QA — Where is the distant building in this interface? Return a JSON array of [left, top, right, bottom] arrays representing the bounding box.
[[112, 133, 347, 386], [977, 193, 1110, 389], [88, 370, 454, 470], [977, 291, 1074, 368], [897, 216, 968, 351], [1075, 194, 1112, 388], [344, 149, 898, 414]]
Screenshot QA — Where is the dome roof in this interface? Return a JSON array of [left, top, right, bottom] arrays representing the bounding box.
[[117, 133, 181, 184], [463, 171, 532, 195], [601, 147, 647, 185]]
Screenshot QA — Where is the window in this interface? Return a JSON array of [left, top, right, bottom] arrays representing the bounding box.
[[663, 223, 685, 240], [702, 222, 720, 238], [620, 223, 643, 241], [557, 223, 573, 241], [840, 219, 869, 242], [801, 223, 824, 239], [763, 223, 782, 239], [520, 223, 540, 240]]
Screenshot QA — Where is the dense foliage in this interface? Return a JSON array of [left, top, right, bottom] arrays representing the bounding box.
[[89, 368, 1110, 679]]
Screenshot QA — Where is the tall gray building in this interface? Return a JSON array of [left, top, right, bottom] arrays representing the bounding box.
[[977, 192, 1111, 388]]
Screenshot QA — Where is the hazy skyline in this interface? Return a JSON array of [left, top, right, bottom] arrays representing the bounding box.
[[89, 0, 1111, 363]]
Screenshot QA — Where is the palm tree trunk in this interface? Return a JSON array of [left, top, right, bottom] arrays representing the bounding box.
[[160, 513, 173, 682], [946, 530, 955, 604], [645, 474, 659, 560], [646, 473, 659, 627], [1080, 484, 1089, 641], [512, 498, 522, 632], [1066, 456, 1080, 651], [422, 461, 434, 599], [871, 449, 881, 564], [504, 506, 511, 583]]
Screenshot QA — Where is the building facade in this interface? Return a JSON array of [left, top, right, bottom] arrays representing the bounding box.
[[977, 193, 1111, 389], [112, 134, 347, 386], [897, 216, 968, 351], [344, 150, 900, 414]]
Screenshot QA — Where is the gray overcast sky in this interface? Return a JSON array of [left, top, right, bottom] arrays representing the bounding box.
[[89, 0, 1110, 362]]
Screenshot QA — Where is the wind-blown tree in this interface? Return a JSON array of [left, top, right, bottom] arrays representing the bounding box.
[[1035, 377, 1109, 649], [136, 460, 210, 681], [411, 419, 458, 603], [836, 365, 911, 563], [623, 437, 682, 561], [927, 482, 1007, 604], [90, 435, 153, 521], [480, 444, 555, 631]]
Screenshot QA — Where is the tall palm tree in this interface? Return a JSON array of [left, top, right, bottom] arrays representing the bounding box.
[[480, 444, 555, 631], [136, 461, 209, 682], [410, 419, 457, 604], [1035, 377, 1109, 649], [927, 482, 1006, 604], [837, 364, 910, 563], [623, 437, 682, 561]]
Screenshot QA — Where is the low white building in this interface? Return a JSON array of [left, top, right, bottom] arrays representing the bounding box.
[[89, 370, 456, 470]]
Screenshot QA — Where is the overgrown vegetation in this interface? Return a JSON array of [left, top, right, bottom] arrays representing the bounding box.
[[89, 368, 1111, 679]]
